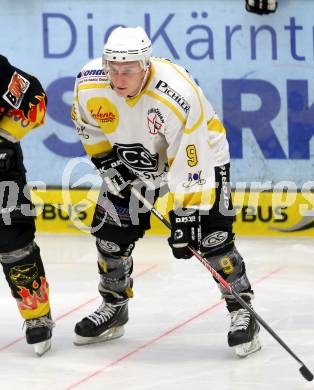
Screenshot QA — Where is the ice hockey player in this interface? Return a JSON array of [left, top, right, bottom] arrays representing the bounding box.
[[0, 55, 54, 356], [71, 26, 261, 357]]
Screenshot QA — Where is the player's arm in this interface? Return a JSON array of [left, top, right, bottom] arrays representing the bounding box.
[[0, 55, 47, 142], [72, 79, 136, 197], [165, 81, 229, 259], [71, 76, 112, 158], [165, 82, 228, 210]]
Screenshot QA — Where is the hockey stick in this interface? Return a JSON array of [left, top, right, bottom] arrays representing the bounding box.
[[130, 185, 313, 382]]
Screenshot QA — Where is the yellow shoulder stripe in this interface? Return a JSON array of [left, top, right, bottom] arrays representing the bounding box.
[[153, 59, 204, 135], [207, 118, 226, 134], [144, 90, 186, 124], [78, 83, 111, 91]]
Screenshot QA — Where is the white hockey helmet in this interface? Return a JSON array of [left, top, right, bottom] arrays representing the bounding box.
[[103, 26, 152, 70]]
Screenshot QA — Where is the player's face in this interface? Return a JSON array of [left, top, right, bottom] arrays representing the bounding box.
[[107, 61, 146, 97]]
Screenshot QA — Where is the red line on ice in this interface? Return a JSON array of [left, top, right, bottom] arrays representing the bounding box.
[[0, 264, 157, 352], [65, 267, 284, 389]]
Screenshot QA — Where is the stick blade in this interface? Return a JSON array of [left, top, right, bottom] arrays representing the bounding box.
[[299, 365, 314, 382]]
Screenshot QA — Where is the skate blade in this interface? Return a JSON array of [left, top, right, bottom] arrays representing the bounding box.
[[234, 334, 262, 358], [73, 325, 125, 346], [34, 339, 52, 357]]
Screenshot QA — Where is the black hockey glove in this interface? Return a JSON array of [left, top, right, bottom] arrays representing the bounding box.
[[92, 148, 137, 198], [168, 209, 201, 259], [0, 137, 18, 176], [245, 0, 277, 14]]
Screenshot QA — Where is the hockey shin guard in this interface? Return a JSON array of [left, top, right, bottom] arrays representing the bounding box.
[[0, 242, 51, 320]]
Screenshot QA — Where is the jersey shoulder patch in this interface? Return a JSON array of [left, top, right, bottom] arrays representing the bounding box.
[[2, 71, 30, 109]]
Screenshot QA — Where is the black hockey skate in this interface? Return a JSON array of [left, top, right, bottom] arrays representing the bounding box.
[[228, 307, 261, 358], [74, 297, 128, 346], [25, 312, 55, 357]]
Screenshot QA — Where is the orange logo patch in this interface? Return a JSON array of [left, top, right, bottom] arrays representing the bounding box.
[[3, 71, 30, 108]]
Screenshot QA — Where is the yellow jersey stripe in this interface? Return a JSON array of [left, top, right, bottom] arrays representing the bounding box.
[[169, 188, 216, 209], [0, 114, 44, 141], [167, 157, 175, 167], [82, 140, 112, 156], [78, 83, 111, 91], [154, 59, 204, 135], [207, 118, 226, 133]]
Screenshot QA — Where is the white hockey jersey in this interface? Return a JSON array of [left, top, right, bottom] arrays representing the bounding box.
[[72, 57, 230, 210]]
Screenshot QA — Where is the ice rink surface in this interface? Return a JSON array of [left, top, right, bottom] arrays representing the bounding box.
[[0, 234, 313, 390]]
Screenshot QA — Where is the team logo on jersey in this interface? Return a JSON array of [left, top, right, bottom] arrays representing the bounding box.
[[116, 143, 159, 172], [147, 108, 165, 135], [183, 170, 206, 188], [86, 97, 119, 133], [3, 71, 30, 108], [155, 80, 190, 113], [90, 107, 116, 122]]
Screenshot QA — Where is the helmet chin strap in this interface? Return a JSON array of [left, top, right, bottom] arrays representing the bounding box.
[[129, 66, 151, 98]]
